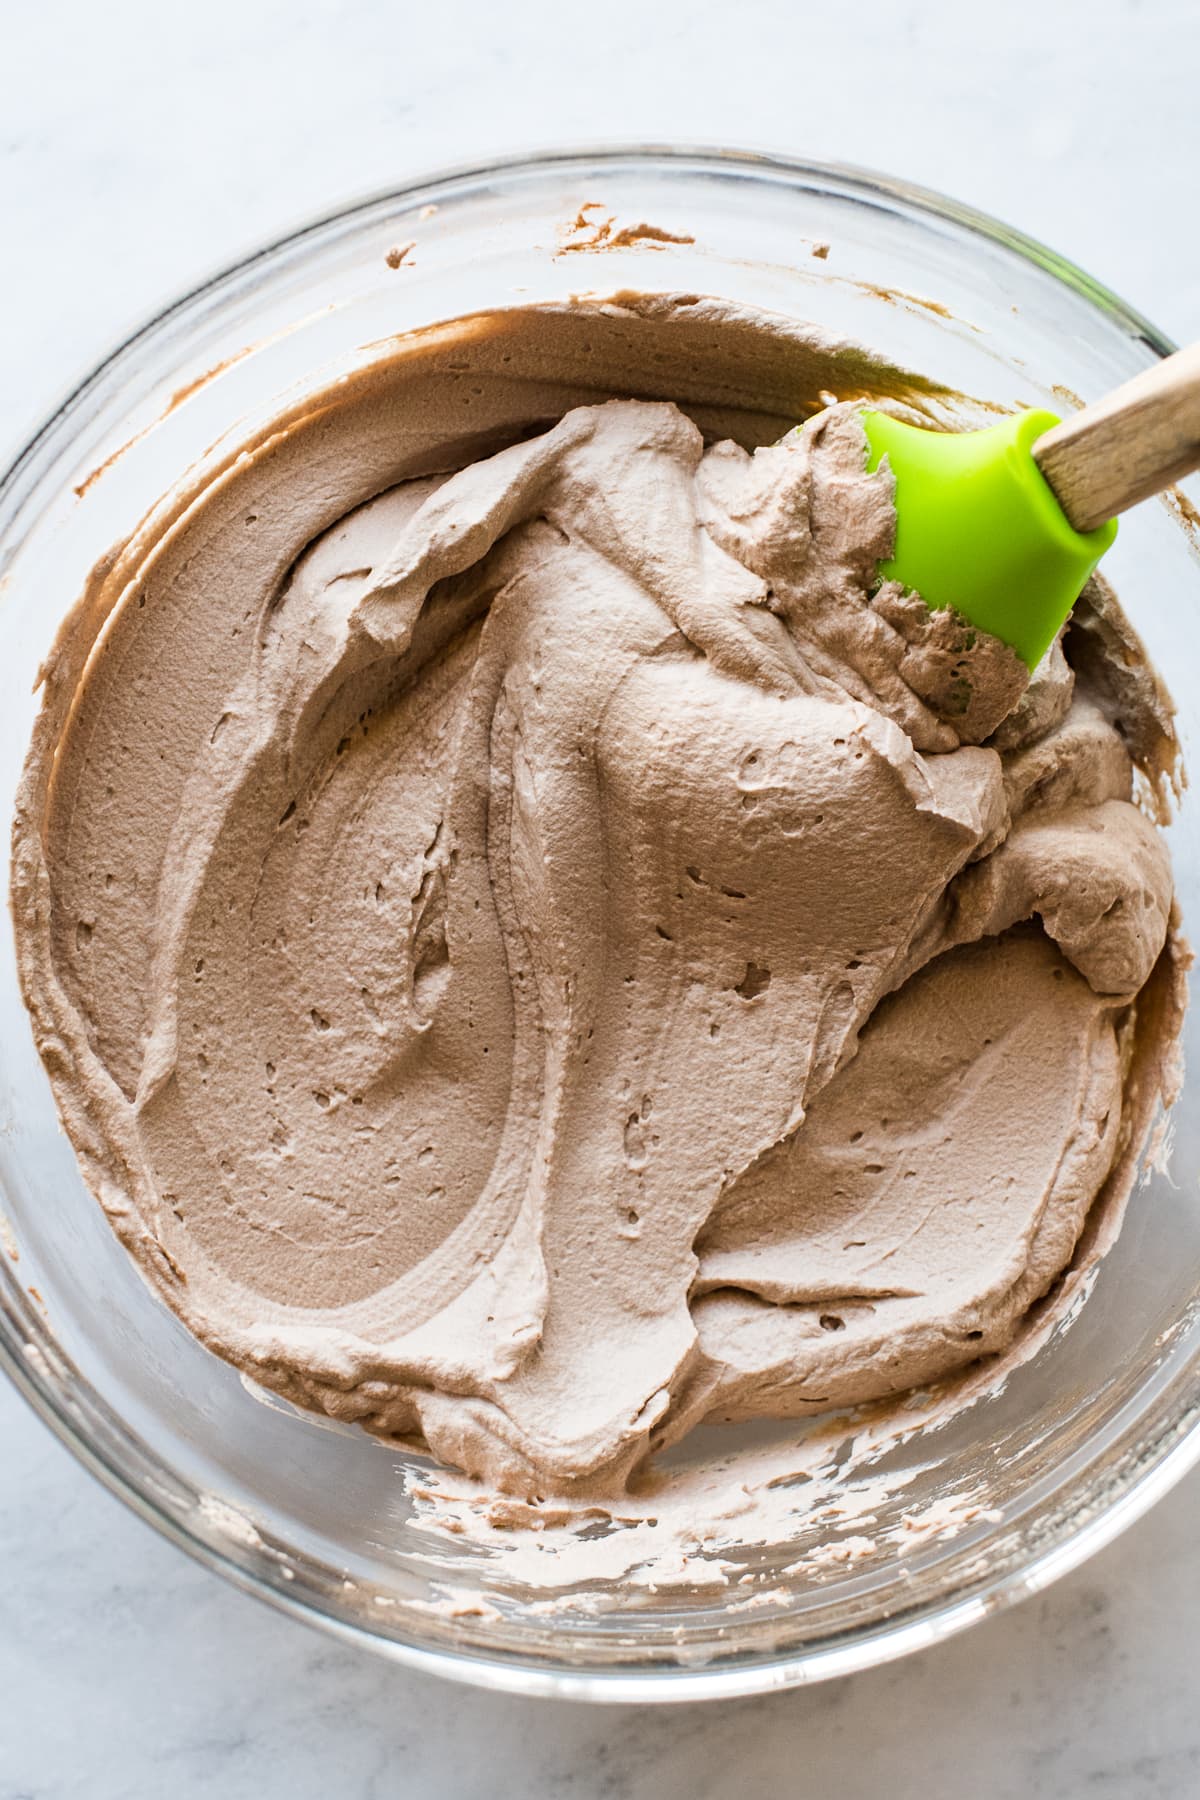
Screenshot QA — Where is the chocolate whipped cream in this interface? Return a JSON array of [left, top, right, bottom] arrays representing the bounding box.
[[12, 296, 1179, 1497]]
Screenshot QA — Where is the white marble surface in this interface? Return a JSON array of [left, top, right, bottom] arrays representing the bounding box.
[[2, 1, 1199, 1793]]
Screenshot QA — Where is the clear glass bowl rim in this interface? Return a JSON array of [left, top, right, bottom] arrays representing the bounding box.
[[1, 142, 1196, 1705]]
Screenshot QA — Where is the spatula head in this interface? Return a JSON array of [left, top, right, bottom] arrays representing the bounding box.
[[862, 407, 1118, 670]]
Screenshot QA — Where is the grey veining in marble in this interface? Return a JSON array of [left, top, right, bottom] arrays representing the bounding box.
[[2, 1, 1199, 1795]]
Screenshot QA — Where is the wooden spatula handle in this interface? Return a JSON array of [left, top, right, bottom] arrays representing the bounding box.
[[1032, 341, 1200, 534]]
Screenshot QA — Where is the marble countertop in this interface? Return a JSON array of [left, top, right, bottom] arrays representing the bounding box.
[[2, 1, 1198, 1793]]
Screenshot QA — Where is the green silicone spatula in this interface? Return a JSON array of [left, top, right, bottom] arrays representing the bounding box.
[[859, 341, 1200, 668]]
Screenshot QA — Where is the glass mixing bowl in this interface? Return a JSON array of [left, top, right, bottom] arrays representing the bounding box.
[[1, 148, 1198, 1702]]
